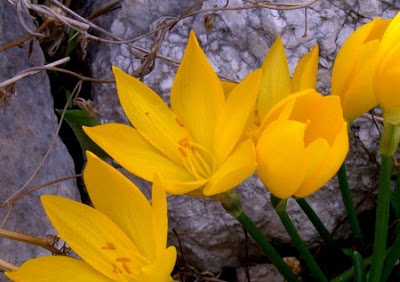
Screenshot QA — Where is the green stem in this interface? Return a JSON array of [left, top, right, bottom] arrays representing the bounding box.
[[381, 233, 400, 281], [369, 154, 393, 281], [296, 198, 344, 256], [272, 196, 328, 282], [337, 163, 364, 248], [219, 192, 299, 282]]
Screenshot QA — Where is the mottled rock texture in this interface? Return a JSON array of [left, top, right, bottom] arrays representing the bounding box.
[[0, 1, 79, 278], [84, 0, 396, 274]]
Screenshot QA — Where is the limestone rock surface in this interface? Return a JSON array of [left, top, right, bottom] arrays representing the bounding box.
[[0, 1, 80, 278]]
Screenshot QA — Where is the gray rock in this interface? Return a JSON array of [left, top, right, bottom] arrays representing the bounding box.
[[0, 0, 80, 278], [84, 0, 389, 273], [236, 263, 284, 282]]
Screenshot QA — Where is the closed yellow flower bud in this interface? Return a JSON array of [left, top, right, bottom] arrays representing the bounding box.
[[375, 13, 400, 125], [332, 17, 391, 123], [256, 90, 349, 199]]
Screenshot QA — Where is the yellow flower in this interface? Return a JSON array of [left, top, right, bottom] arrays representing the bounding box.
[[375, 13, 400, 125], [84, 31, 260, 196], [245, 37, 318, 140], [256, 90, 349, 199], [331, 17, 391, 123], [6, 152, 176, 282]]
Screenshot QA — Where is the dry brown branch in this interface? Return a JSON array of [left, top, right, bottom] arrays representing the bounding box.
[[0, 258, 18, 272], [0, 57, 70, 89], [0, 174, 82, 209], [0, 228, 63, 255]]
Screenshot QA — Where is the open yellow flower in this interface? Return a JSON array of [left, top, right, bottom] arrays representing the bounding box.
[[375, 13, 400, 125], [84, 31, 260, 196], [331, 17, 391, 123], [245, 37, 319, 140], [256, 90, 349, 199], [6, 152, 176, 282]]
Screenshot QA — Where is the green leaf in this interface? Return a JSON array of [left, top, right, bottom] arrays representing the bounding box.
[[56, 109, 108, 159], [65, 29, 80, 57], [352, 251, 366, 282]]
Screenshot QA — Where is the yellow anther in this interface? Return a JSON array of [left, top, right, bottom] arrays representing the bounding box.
[[175, 117, 185, 127], [116, 257, 131, 263]]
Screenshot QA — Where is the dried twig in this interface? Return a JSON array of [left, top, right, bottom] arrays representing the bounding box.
[[0, 258, 18, 272], [0, 228, 63, 255], [0, 57, 70, 89]]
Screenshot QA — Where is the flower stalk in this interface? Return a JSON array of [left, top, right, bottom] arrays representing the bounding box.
[[337, 163, 364, 248], [271, 195, 328, 282], [369, 121, 400, 281], [219, 192, 299, 282]]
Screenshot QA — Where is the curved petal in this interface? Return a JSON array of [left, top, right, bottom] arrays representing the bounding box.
[[6, 257, 109, 282], [331, 19, 378, 97], [137, 247, 177, 282], [292, 45, 319, 92], [164, 178, 208, 195], [301, 95, 344, 146], [257, 36, 292, 121], [256, 120, 306, 199], [203, 139, 257, 196], [41, 195, 148, 280], [221, 80, 238, 99], [151, 174, 168, 255], [376, 43, 400, 124], [84, 152, 156, 260], [83, 124, 195, 183], [171, 31, 225, 151], [293, 138, 330, 198], [214, 69, 261, 165], [113, 66, 190, 164], [295, 124, 348, 198], [340, 40, 379, 122], [377, 15, 400, 62]]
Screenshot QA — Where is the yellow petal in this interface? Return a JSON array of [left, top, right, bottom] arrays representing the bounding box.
[[338, 40, 379, 122], [300, 95, 344, 146], [84, 152, 156, 260], [151, 174, 168, 255], [295, 124, 348, 198], [376, 43, 400, 124], [331, 19, 376, 96], [377, 14, 400, 62], [6, 257, 109, 282], [256, 120, 306, 199], [137, 247, 177, 282], [41, 195, 148, 280], [259, 90, 320, 134], [292, 45, 319, 92], [83, 123, 195, 183], [171, 31, 225, 151], [293, 138, 330, 197], [221, 80, 238, 99], [257, 36, 292, 121], [164, 178, 208, 195], [214, 69, 261, 165], [203, 139, 257, 196], [112, 66, 190, 164]]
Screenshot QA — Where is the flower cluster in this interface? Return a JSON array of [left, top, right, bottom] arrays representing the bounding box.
[[6, 12, 400, 282]]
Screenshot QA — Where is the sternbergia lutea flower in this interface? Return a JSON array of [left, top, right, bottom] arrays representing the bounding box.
[[6, 152, 176, 282], [245, 37, 318, 140], [331, 17, 391, 123], [84, 31, 261, 197], [256, 90, 349, 199]]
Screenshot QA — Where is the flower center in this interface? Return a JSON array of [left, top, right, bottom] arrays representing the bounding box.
[[177, 136, 215, 180]]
